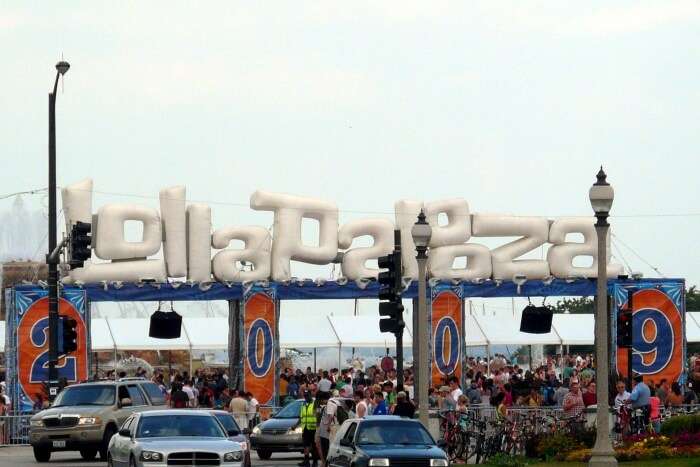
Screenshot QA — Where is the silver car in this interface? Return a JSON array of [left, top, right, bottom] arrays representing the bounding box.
[[107, 410, 244, 467]]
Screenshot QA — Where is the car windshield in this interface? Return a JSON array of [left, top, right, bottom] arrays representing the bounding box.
[[137, 415, 226, 438], [275, 400, 302, 419], [53, 385, 115, 407], [214, 413, 241, 433], [356, 421, 435, 445]]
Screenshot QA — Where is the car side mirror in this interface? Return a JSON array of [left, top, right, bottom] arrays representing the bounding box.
[[227, 429, 240, 437], [437, 439, 447, 449], [118, 428, 131, 438], [242, 428, 251, 435], [119, 398, 132, 408]]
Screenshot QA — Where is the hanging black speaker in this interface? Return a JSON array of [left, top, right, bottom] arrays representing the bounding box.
[[149, 308, 182, 339], [519, 305, 553, 334]]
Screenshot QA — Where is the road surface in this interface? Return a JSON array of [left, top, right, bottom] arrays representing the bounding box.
[[0, 447, 302, 466]]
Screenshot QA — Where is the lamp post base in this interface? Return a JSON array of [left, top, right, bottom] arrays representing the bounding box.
[[588, 451, 618, 467]]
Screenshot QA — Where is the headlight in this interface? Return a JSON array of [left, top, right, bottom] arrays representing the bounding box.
[[252, 426, 261, 435], [30, 420, 44, 427], [368, 459, 390, 467], [289, 425, 303, 434], [139, 451, 163, 461], [78, 416, 102, 425], [224, 451, 243, 461], [431, 459, 449, 467]]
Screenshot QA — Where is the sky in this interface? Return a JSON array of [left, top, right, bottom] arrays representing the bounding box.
[[1, 1, 699, 328]]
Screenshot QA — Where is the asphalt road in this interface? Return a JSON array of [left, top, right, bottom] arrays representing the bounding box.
[[0, 447, 303, 466]]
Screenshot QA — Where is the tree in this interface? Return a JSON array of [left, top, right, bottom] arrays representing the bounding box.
[[552, 296, 594, 314], [687, 286, 700, 311]]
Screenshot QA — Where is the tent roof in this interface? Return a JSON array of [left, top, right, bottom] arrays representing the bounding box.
[[90, 319, 115, 351], [473, 312, 562, 345], [280, 314, 339, 349], [183, 318, 229, 350], [465, 313, 488, 347], [686, 312, 700, 343], [552, 314, 595, 346], [107, 318, 190, 350], [328, 315, 412, 348]]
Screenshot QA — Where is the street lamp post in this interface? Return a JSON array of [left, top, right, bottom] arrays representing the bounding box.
[[412, 210, 432, 428], [588, 167, 617, 467], [47, 60, 70, 401]]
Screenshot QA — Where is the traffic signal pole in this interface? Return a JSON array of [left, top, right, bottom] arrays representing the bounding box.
[[393, 230, 404, 390], [47, 72, 60, 401]]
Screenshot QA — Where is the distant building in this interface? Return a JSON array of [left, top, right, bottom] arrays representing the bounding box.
[[1, 261, 48, 320]]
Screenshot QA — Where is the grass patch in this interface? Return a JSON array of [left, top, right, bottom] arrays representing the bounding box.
[[452, 459, 700, 467]]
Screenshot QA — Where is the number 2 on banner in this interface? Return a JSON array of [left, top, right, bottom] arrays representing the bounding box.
[[28, 317, 78, 384]]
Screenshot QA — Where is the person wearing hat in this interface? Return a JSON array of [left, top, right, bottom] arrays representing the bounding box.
[[299, 390, 319, 467], [625, 374, 651, 426]]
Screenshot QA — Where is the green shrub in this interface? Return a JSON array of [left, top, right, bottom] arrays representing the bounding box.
[[660, 415, 700, 436], [485, 453, 528, 466], [536, 432, 583, 460]]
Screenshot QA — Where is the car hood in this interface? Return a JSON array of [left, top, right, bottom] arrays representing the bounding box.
[[257, 417, 298, 430], [138, 437, 241, 450], [33, 406, 107, 419], [359, 444, 446, 458]]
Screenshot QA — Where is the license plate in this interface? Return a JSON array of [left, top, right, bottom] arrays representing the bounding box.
[[52, 440, 66, 448]]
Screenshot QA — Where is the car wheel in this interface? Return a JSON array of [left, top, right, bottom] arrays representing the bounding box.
[[80, 449, 98, 460], [32, 446, 51, 463], [256, 448, 272, 460], [100, 425, 116, 460]]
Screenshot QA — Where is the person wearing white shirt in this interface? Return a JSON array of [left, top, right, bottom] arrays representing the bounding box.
[[614, 381, 631, 411], [448, 376, 463, 403]]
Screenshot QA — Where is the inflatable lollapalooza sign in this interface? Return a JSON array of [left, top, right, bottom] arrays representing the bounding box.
[[60, 179, 623, 284]]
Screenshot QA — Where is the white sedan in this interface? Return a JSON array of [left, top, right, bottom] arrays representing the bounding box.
[[107, 410, 244, 467]]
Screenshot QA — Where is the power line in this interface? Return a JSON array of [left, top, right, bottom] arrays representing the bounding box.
[[0, 188, 48, 201], [3, 185, 700, 220], [611, 233, 666, 278]]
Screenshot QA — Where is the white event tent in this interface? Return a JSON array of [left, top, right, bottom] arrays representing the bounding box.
[[3, 312, 700, 364]]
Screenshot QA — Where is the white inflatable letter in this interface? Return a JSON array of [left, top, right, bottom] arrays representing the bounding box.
[[160, 186, 187, 277], [61, 179, 93, 234], [472, 215, 550, 280], [212, 226, 272, 282], [95, 204, 162, 260], [547, 218, 623, 278], [338, 219, 394, 280], [250, 191, 338, 281], [394, 200, 423, 280], [187, 204, 212, 282]]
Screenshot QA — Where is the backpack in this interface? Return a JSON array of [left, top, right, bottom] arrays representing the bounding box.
[[335, 402, 349, 424]]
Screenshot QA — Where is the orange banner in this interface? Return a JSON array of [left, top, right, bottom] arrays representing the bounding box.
[[431, 289, 463, 388], [243, 292, 277, 405], [17, 297, 89, 405], [616, 288, 683, 384]]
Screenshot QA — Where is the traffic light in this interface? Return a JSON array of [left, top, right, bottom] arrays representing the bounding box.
[[377, 241, 404, 334], [58, 316, 78, 354], [617, 309, 633, 348], [69, 221, 92, 269]]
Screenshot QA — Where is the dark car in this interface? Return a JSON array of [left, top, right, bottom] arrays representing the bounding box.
[[327, 416, 449, 467], [250, 398, 355, 461], [249, 399, 304, 460], [212, 410, 252, 467]]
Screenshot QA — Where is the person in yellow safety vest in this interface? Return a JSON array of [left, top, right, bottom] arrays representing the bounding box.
[[299, 390, 318, 467]]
